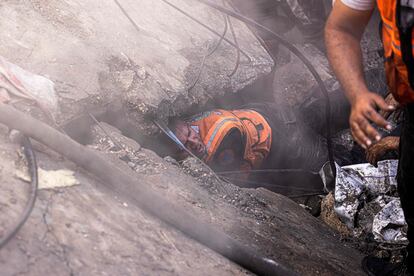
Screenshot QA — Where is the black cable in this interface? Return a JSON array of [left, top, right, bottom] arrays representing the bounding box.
[[188, 13, 228, 91], [226, 0, 278, 63], [160, 0, 251, 62], [288, 192, 327, 199], [153, 120, 231, 195], [227, 15, 241, 77], [0, 136, 38, 248], [113, 0, 142, 32], [192, 0, 337, 180], [205, 13, 229, 57], [217, 168, 320, 175], [222, 176, 325, 193]]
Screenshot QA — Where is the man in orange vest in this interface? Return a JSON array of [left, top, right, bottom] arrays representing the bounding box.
[[170, 107, 274, 176], [168, 88, 383, 188], [326, 0, 414, 274]]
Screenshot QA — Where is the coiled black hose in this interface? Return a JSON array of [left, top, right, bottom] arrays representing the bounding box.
[[0, 135, 38, 248]]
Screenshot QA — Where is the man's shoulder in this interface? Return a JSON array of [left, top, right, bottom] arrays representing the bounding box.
[[336, 0, 375, 11]]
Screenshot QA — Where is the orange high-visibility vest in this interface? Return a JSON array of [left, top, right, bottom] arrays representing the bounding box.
[[378, 0, 414, 104], [189, 109, 272, 169]]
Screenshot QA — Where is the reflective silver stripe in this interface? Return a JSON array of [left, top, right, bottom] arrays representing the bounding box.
[[188, 111, 213, 123], [206, 118, 238, 151], [383, 24, 414, 51], [383, 21, 393, 30], [393, 41, 401, 50], [390, 41, 414, 50]]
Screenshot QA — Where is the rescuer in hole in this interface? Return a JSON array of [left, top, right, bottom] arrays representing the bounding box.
[[169, 87, 401, 186]]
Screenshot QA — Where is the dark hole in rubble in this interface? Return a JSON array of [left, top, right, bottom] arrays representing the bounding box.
[[62, 71, 274, 148], [61, 71, 325, 216]]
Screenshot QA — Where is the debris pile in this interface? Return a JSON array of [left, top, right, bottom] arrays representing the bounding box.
[[0, 1, 389, 274], [333, 160, 407, 245], [90, 122, 167, 175], [319, 160, 408, 264]]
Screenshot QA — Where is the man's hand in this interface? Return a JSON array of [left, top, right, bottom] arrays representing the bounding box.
[[349, 91, 395, 149], [379, 93, 400, 119], [366, 136, 400, 166]]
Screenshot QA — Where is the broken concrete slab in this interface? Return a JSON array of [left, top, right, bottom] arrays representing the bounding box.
[[0, 2, 380, 274], [0, 0, 273, 128], [0, 120, 367, 275], [0, 131, 251, 276]]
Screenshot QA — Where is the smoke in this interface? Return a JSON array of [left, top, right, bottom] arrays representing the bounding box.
[[230, 0, 293, 38]]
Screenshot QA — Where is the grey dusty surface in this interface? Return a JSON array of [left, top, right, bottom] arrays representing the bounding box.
[[0, 1, 377, 275], [0, 128, 249, 276], [0, 0, 272, 130], [0, 122, 366, 276]]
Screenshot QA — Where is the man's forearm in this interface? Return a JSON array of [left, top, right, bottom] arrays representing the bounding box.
[[325, 24, 368, 104], [325, 2, 373, 104], [325, 3, 392, 148]]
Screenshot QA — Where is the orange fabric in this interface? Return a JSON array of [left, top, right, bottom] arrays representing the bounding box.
[[377, 0, 414, 104], [189, 109, 272, 170]]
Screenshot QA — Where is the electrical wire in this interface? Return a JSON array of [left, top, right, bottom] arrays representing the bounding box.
[[220, 169, 327, 198], [88, 113, 124, 150], [188, 49, 209, 92], [217, 168, 320, 176], [227, 15, 241, 77], [288, 192, 326, 199], [192, 0, 337, 180], [159, 0, 251, 62], [222, 176, 325, 193], [113, 0, 246, 90], [113, 0, 142, 32], [225, 0, 277, 63], [188, 13, 228, 91], [205, 13, 229, 57], [153, 120, 231, 194], [0, 136, 38, 249]]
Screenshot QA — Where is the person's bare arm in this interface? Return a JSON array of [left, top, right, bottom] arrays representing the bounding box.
[[325, 1, 394, 149]]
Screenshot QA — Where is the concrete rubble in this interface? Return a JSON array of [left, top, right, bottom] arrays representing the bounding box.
[[0, 0, 379, 275], [0, 0, 272, 128], [0, 121, 367, 275], [326, 160, 407, 245]]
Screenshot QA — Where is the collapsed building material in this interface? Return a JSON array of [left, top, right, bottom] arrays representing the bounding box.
[[0, 103, 297, 276], [0, 2, 379, 274], [193, 0, 338, 181], [322, 160, 408, 245], [0, 0, 273, 129]]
